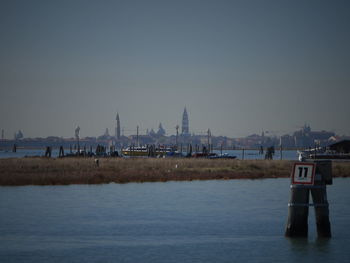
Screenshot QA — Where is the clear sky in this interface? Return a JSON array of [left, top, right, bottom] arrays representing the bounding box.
[[1, 0, 349, 138]]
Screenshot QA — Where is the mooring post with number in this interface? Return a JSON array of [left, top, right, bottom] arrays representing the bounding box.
[[285, 160, 332, 238]]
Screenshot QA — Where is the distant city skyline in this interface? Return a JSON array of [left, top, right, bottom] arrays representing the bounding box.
[[1, 109, 346, 140], [1, 0, 349, 138]]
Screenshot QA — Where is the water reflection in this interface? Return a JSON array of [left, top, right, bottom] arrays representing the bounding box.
[[287, 237, 330, 254], [314, 238, 331, 253]]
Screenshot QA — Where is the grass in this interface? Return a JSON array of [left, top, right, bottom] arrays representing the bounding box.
[[0, 157, 349, 186]]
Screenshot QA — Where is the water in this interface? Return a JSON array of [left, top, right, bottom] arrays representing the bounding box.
[[1, 179, 349, 262], [213, 149, 298, 160], [0, 149, 61, 159], [0, 148, 299, 160]]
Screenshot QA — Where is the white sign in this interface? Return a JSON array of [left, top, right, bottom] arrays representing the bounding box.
[[292, 162, 315, 185]]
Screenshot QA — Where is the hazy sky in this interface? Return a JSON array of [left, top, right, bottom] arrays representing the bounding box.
[[1, 0, 349, 138]]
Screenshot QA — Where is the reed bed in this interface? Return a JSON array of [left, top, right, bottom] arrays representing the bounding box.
[[0, 157, 349, 186]]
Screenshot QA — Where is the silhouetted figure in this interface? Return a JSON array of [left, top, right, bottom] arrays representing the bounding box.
[[202, 146, 208, 154], [265, 146, 274, 160], [259, 146, 264, 155]]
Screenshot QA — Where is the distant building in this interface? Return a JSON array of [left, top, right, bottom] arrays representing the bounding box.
[[149, 129, 156, 137], [280, 134, 295, 148], [129, 134, 154, 145], [104, 128, 110, 137], [14, 130, 23, 140], [293, 124, 335, 147], [181, 107, 189, 135], [97, 127, 114, 142], [115, 113, 121, 140], [157, 123, 166, 136]]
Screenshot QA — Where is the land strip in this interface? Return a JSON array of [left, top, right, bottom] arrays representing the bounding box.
[[0, 158, 349, 186]]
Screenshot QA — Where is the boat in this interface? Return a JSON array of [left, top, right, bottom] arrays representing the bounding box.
[[208, 153, 237, 159], [297, 147, 323, 160], [121, 146, 174, 157], [191, 152, 236, 159], [308, 153, 350, 160], [298, 147, 350, 160], [192, 152, 217, 158]]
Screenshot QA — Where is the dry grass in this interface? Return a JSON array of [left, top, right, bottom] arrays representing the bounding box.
[[0, 157, 349, 186], [332, 161, 350, 177]]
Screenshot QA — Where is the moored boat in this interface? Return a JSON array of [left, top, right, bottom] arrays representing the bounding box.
[[121, 146, 174, 157], [208, 153, 237, 159], [298, 147, 350, 160], [308, 153, 350, 160]]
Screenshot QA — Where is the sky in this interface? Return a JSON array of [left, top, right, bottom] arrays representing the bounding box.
[[1, 0, 349, 138]]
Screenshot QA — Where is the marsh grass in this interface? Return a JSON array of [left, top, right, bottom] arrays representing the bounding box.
[[0, 157, 349, 186]]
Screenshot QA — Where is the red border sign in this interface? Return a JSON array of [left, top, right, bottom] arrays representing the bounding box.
[[291, 162, 316, 185]]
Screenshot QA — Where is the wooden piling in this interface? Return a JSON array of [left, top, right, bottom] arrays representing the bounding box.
[[59, 146, 64, 157], [311, 161, 332, 237], [280, 145, 283, 160], [44, 146, 52, 158], [285, 186, 310, 237], [12, 144, 17, 153], [310, 184, 331, 237]]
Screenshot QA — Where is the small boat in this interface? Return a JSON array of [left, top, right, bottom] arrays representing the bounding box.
[[208, 153, 237, 159], [192, 152, 217, 158], [165, 151, 184, 157], [192, 152, 236, 159]]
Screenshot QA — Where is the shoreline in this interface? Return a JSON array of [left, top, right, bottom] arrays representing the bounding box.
[[1, 157, 349, 186]]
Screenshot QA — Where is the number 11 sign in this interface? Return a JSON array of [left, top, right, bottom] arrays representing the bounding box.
[[292, 162, 316, 185]]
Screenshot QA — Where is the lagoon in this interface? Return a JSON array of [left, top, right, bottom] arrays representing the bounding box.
[[0, 148, 299, 160], [1, 178, 350, 262]]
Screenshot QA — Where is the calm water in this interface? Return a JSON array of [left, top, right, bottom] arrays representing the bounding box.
[[0, 149, 299, 160], [1, 179, 350, 262]]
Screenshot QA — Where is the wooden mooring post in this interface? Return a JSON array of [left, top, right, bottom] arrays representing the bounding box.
[[280, 145, 283, 160], [59, 146, 64, 157], [285, 160, 332, 238], [44, 146, 52, 158]]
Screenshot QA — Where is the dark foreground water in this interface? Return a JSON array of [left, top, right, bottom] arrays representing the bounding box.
[[0, 179, 349, 262]]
